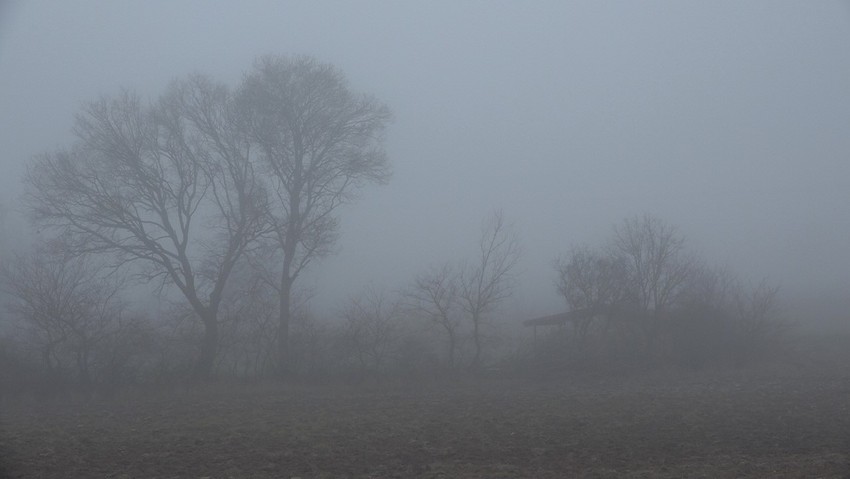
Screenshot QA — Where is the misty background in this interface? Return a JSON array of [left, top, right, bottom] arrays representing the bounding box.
[[1, 1, 848, 327]]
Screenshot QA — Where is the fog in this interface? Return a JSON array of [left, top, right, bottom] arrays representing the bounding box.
[[1, 0, 849, 322], [4, 4, 850, 477]]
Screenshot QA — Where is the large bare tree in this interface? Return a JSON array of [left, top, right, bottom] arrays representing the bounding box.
[[24, 76, 265, 378], [237, 55, 391, 373], [458, 211, 520, 368]]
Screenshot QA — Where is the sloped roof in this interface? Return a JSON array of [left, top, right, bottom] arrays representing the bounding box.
[[522, 308, 593, 327]]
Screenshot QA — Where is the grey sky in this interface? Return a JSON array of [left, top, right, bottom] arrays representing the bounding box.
[[1, 1, 849, 318]]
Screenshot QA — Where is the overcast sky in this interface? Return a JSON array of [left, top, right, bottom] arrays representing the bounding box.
[[1, 1, 849, 319]]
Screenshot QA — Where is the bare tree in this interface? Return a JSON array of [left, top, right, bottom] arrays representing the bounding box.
[[24, 76, 265, 378], [611, 215, 693, 312], [237, 55, 391, 373], [458, 211, 520, 369], [679, 263, 738, 313], [405, 263, 462, 368], [733, 278, 781, 363], [610, 214, 695, 350], [674, 264, 782, 367], [342, 287, 401, 377], [2, 241, 124, 386], [554, 246, 628, 342]]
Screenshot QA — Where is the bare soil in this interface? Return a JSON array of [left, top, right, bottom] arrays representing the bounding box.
[[2, 369, 849, 478]]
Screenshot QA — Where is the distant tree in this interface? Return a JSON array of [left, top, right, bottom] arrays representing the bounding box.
[[680, 264, 737, 313], [237, 55, 391, 374], [554, 246, 628, 342], [342, 287, 402, 377], [458, 211, 520, 369], [732, 279, 781, 364], [405, 263, 462, 368], [609, 214, 695, 351], [2, 241, 124, 386], [667, 264, 738, 368], [674, 265, 782, 368], [24, 76, 266, 379], [611, 215, 693, 312], [549, 216, 783, 369]]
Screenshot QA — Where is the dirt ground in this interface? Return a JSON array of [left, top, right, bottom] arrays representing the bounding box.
[[1, 368, 849, 478]]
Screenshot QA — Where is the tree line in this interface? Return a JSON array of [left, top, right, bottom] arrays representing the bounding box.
[[0, 56, 783, 391]]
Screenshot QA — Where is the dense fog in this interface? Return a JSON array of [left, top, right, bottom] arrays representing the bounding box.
[[2, 1, 848, 322], [2, 3, 850, 477], [0, 1, 848, 381]]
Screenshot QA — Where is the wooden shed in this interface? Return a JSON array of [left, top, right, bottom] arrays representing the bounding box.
[[522, 308, 593, 341]]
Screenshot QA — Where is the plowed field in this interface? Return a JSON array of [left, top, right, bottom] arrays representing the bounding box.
[[2, 370, 849, 478]]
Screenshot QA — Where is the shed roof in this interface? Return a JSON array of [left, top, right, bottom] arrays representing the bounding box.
[[522, 309, 593, 327]]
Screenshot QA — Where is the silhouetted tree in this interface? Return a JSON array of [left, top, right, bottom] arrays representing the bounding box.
[[458, 211, 520, 368], [610, 214, 695, 351], [673, 266, 782, 368], [732, 279, 781, 364], [342, 287, 402, 377], [405, 263, 461, 368], [2, 241, 124, 386], [24, 76, 266, 378], [237, 55, 391, 374], [554, 246, 628, 342]]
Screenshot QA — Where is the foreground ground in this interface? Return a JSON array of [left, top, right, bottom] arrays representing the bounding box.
[[1, 368, 849, 478]]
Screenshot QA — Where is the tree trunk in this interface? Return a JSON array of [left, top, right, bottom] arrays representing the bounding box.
[[471, 317, 482, 369], [277, 276, 293, 377], [193, 312, 219, 380], [447, 331, 456, 369]]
